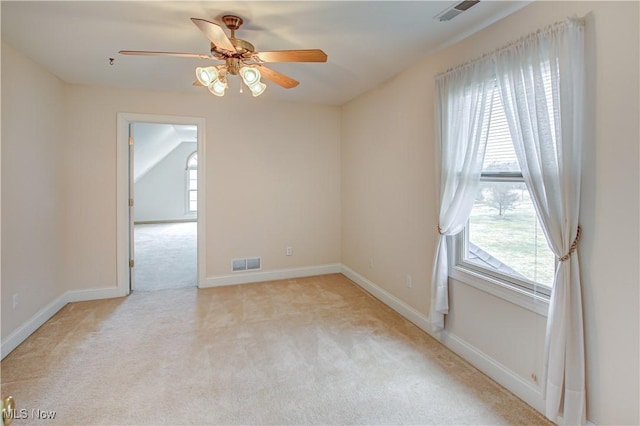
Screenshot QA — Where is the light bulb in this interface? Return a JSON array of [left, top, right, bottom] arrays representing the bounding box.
[[196, 66, 218, 87], [240, 67, 261, 86], [249, 82, 266, 97], [209, 79, 227, 97]]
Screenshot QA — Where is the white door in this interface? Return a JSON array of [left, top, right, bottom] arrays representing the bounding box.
[[128, 123, 136, 290]]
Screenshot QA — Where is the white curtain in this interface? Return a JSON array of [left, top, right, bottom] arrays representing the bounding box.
[[430, 60, 493, 330], [495, 19, 586, 425]]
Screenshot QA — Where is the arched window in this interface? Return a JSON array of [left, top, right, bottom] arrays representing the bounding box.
[[186, 152, 198, 213]]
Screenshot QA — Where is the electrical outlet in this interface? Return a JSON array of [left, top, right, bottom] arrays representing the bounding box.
[[12, 293, 19, 308], [286, 246, 293, 256], [406, 275, 413, 288]]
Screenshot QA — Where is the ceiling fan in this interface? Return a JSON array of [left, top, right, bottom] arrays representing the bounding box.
[[119, 15, 328, 97]]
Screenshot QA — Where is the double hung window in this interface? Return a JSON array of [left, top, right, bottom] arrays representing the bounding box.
[[456, 81, 555, 295]]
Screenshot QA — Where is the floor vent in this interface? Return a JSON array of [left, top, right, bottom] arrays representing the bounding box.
[[232, 257, 262, 272]]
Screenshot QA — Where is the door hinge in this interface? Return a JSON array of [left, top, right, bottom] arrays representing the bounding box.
[[129, 259, 134, 268], [129, 198, 134, 207], [128, 136, 134, 146]]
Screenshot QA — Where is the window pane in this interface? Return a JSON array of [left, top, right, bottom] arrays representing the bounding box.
[[483, 85, 520, 173], [187, 161, 197, 212], [189, 190, 197, 212], [467, 181, 555, 287], [187, 153, 198, 169]]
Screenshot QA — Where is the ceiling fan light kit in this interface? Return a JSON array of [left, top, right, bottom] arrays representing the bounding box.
[[239, 66, 266, 97], [119, 14, 328, 99], [196, 65, 229, 96], [209, 77, 228, 97], [240, 67, 259, 85], [195, 66, 218, 86], [248, 80, 267, 97]]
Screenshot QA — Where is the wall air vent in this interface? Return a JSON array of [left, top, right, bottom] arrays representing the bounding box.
[[434, 0, 480, 22], [232, 257, 262, 272]]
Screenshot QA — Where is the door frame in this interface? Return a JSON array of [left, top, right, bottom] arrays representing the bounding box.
[[116, 113, 206, 294]]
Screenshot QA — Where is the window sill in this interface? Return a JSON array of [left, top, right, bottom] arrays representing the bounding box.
[[450, 266, 550, 317]]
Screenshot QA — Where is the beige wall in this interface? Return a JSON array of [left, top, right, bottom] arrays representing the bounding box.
[[2, 1, 639, 424], [1, 43, 67, 337], [341, 61, 435, 315], [341, 1, 639, 424], [1, 44, 341, 340], [62, 85, 341, 290]]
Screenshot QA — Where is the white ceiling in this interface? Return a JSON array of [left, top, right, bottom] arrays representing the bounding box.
[[1, 1, 530, 106]]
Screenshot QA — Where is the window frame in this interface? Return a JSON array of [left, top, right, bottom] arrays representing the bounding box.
[[450, 89, 554, 314], [185, 151, 198, 214], [455, 170, 554, 299]]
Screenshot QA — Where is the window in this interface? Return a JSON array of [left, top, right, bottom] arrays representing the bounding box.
[[456, 82, 555, 294], [186, 151, 198, 213]]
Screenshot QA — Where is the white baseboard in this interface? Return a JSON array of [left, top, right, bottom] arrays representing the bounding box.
[[66, 286, 128, 303], [340, 264, 546, 416], [202, 263, 342, 288], [1, 286, 126, 360], [1, 292, 68, 359], [340, 265, 433, 333], [439, 329, 544, 413], [134, 219, 197, 225]]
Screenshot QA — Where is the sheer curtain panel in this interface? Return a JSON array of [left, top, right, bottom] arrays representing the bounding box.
[[495, 19, 586, 425], [430, 61, 493, 330]]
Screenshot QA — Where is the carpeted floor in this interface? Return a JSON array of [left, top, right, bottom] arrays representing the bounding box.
[[134, 222, 197, 291], [0, 274, 551, 425]]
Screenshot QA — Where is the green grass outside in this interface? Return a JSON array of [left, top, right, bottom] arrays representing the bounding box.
[[469, 202, 555, 286]]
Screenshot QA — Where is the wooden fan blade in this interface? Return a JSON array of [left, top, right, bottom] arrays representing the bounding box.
[[191, 18, 236, 53], [119, 50, 212, 59], [193, 80, 204, 87], [255, 65, 299, 89], [256, 49, 327, 63]]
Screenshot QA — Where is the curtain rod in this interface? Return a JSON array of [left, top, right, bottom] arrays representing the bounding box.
[[436, 15, 585, 80]]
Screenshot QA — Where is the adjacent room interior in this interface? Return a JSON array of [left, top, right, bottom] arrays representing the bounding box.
[[132, 122, 199, 292], [1, 1, 638, 425]]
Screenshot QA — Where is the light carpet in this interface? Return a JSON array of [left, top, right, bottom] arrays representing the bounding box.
[[134, 222, 197, 291], [1, 274, 551, 425]]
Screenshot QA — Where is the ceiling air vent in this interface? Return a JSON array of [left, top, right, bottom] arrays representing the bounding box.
[[434, 0, 480, 22]]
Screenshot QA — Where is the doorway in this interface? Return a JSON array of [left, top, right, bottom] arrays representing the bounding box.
[[116, 114, 206, 295], [131, 123, 198, 291]]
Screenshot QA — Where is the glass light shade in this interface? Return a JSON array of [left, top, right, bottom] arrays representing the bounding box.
[[240, 67, 261, 85], [208, 79, 227, 97], [196, 66, 218, 87], [249, 81, 266, 97]]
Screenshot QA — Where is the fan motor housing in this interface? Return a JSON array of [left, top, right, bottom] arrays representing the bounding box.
[[231, 38, 255, 54], [210, 39, 254, 58]]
